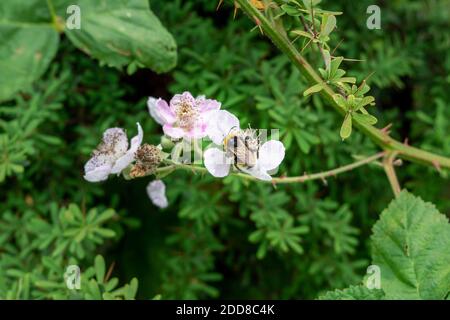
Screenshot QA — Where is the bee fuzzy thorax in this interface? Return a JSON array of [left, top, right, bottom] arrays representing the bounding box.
[[224, 129, 259, 169]]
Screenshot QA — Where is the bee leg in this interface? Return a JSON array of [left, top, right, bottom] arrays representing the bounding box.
[[234, 164, 245, 173], [233, 153, 244, 173]]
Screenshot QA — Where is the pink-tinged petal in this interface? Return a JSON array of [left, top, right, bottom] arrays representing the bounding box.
[[111, 123, 143, 174], [84, 162, 112, 182], [204, 148, 231, 178], [170, 91, 195, 109], [258, 140, 285, 172], [155, 98, 176, 124], [146, 180, 168, 209], [206, 110, 240, 145], [147, 97, 165, 125], [163, 124, 185, 139], [197, 97, 221, 113], [186, 121, 208, 139]]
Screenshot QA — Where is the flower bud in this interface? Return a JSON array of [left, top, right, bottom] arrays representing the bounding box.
[[160, 135, 174, 150]]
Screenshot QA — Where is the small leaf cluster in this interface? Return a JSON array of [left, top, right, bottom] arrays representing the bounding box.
[[0, 202, 136, 299]]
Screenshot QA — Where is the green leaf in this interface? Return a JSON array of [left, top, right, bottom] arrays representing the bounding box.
[[340, 113, 352, 140], [321, 14, 336, 37], [323, 49, 331, 69], [94, 209, 116, 224], [352, 113, 378, 125], [291, 30, 314, 40], [303, 83, 324, 96], [127, 278, 138, 299], [281, 4, 302, 16], [60, 0, 177, 73], [0, 1, 59, 102], [87, 279, 102, 300], [329, 56, 344, 77], [357, 96, 375, 109], [337, 77, 357, 84], [371, 191, 450, 299], [318, 285, 384, 300], [333, 94, 347, 109], [94, 255, 106, 283], [94, 228, 116, 238]]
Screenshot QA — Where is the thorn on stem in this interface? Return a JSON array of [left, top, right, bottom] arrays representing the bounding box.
[[380, 123, 392, 135], [432, 160, 442, 173], [253, 16, 263, 34], [216, 0, 224, 11], [403, 138, 409, 146]]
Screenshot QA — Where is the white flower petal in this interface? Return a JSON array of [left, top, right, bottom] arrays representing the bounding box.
[[163, 124, 185, 139], [148, 97, 176, 125], [186, 121, 208, 139], [197, 97, 221, 113], [206, 110, 240, 145], [204, 148, 231, 178], [147, 97, 164, 125], [111, 122, 143, 174], [100, 128, 128, 156], [241, 164, 272, 181], [130, 122, 144, 150], [83, 159, 113, 182], [111, 152, 134, 174], [258, 140, 285, 172], [146, 180, 168, 209], [170, 91, 195, 108], [84, 127, 128, 182]]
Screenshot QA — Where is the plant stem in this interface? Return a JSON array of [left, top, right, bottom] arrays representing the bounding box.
[[383, 152, 401, 197], [46, 0, 64, 33], [233, 0, 450, 170], [299, 15, 328, 67], [271, 152, 385, 184], [154, 152, 385, 184]]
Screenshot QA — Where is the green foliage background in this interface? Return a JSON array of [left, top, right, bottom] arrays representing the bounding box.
[[0, 0, 449, 299]]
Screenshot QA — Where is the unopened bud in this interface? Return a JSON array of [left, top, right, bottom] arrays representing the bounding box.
[[161, 136, 174, 150]]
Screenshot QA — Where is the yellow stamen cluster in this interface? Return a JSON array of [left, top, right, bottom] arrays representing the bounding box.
[[175, 101, 199, 131]]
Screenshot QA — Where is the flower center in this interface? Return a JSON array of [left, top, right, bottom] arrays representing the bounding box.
[[175, 101, 199, 130]]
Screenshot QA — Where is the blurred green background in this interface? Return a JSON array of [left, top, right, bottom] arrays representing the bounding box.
[[0, 0, 449, 299]]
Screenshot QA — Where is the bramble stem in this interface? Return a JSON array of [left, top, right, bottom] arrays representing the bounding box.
[[383, 152, 401, 197], [154, 152, 385, 184], [233, 0, 450, 170]]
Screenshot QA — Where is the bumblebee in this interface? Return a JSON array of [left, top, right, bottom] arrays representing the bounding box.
[[224, 128, 259, 171]]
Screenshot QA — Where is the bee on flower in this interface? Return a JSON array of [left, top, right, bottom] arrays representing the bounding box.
[[204, 110, 285, 181]]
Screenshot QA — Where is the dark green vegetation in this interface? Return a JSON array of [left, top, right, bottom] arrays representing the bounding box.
[[0, 0, 449, 299]]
